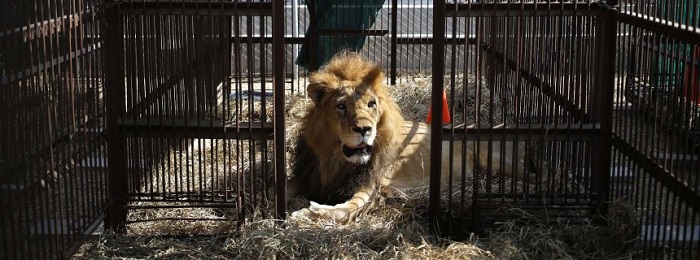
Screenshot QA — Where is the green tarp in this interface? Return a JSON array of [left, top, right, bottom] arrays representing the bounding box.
[[296, 0, 385, 70]]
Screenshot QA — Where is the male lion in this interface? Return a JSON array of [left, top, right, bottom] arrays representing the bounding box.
[[288, 52, 535, 223]]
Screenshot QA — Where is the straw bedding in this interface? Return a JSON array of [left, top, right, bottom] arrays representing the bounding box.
[[72, 75, 637, 259]]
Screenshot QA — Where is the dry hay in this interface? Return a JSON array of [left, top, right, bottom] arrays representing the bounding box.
[[73, 74, 638, 259], [73, 192, 637, 259], [390, 73, 500, 125], [483, 200, 639, 259]]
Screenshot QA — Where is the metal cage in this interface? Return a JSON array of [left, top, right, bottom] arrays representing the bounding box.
[[2, 0, 700, 258]]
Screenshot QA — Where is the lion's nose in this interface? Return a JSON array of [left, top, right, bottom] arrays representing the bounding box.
[[352, 126, 372, 136]]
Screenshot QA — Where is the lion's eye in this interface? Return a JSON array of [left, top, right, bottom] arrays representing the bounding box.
[[368, 100, 377, 108], [336, 103, 346, 111]]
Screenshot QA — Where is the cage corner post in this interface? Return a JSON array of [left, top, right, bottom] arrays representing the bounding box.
[[389, 0, 398, 85], [102, 0, 128, 233], [591, 4, 618, 220], [273, 0, 287, 221], [430, 0, 446, 227]]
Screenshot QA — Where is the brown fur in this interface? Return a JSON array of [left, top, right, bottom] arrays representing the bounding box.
[[288, 52, 538, 224], [288, 52, 405, 222]]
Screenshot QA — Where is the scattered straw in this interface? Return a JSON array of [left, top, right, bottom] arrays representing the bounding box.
[[72, 74, 638, 259], [74, 190, 637, 259]]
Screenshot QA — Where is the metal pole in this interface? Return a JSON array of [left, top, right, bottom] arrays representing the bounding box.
[[430, 0, 446, 224], [102, 0, 128, 233], [273, 0, 287, 220], [390, 0, 398, 85], [592, 5, 617, 219], [292, 0, 300, 82]]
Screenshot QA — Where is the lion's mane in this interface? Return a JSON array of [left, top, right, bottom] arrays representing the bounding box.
[[289, 52, 405, 205]]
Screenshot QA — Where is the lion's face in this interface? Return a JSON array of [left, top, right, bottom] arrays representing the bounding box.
[[304, 53, 392, 165], [308, 80, 384, 165], [325, 82, 381, 164]]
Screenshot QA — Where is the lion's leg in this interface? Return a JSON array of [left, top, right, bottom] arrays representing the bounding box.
[[285, 177, 300, 200], [291, 182, 378, 224]]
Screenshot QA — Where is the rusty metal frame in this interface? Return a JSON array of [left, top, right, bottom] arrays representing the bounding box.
[[120, 120, 273, 140], [117, 1, 273, 16], [6, 0, 700, 257], [272, 0, 287, 220], [591, 4, 617, 217], [430, 0, 446, 222], [102, 0, 281, 231], [617, 13, 700, 46], [102, 0, 129, 233], [446, 2, 600, 17], [432, 1, 616, 226]]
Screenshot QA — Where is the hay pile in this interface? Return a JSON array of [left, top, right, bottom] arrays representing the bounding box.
[[74, 194, 637, 259], [72, 74, 638, 259], [389, 74, 499, 125]]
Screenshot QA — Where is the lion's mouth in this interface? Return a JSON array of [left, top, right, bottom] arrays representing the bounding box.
[[342, 143, 373, 158]]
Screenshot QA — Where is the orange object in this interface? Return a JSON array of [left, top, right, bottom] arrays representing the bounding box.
[[426, 89, 451, 124]]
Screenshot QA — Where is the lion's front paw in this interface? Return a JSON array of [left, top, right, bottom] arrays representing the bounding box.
[[290, 201, 354, 224]]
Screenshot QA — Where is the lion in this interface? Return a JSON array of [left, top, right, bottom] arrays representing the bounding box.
[[288, 51, 537, 224]]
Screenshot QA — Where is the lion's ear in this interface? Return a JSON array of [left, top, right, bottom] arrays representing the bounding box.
[[307, 83, 328, 104], [363, 67, 386, 90]]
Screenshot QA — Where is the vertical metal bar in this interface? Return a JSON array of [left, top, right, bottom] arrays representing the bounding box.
[[273, 0, 287, 220], [308, 0, 318, 71], [430, 0, 446, 222], [390, 0, 398, 85], [292, 0, 300, 81], [460, 14, 470, 216], [472, 15, 483, 230], [592, 6, 617, 218], [447, 1, 457, 215], [246, 6, 256, 211], [102, 1, 128, 233]]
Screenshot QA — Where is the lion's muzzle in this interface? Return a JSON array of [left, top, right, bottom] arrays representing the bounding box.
[[342, 143, 372, 157], [352, 126, 372, 136], [342, 143, 373, 164]]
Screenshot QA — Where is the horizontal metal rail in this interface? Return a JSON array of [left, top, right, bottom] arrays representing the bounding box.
[[612, 135, 700, 213], [618, 12, 700, 46], [446, 2, 601, 17], [396, 36, 474, 45], [0, 12, 87, 39], [317, 29, 388, 36], [119, 119, 273, 140], [1, 43, 101, 86], [443, 123, 600, 141], [475, 194, 595, 204], [127, 217, 230, 223], [233, 35, 474, 45], [634, 38, 700, 67], [117, 1, 272, 16], [126, 203, 235, 209]]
